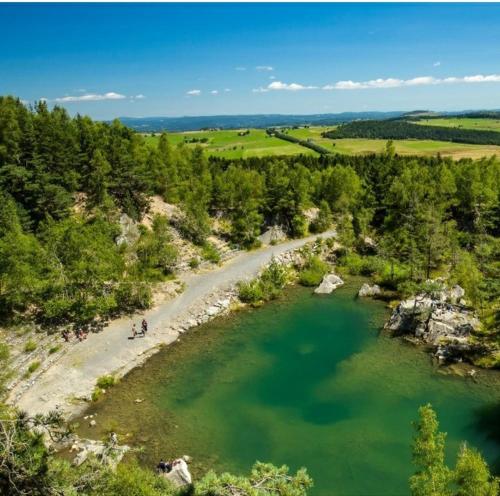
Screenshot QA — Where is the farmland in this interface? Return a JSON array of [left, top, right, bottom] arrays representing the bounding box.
[[415, 117, 500, 132], [144, 128, 316, 158], [145, 125, 500, 160]]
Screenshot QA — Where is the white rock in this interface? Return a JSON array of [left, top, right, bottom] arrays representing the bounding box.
[[165, 458, 192, 486], [314, 274, 344, 294], [358, 283, 381, 297], [89, 420, 96, 427]]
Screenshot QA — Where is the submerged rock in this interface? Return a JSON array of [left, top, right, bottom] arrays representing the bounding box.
[[358, 283, 381, 297], [314, 274, 344, 294]]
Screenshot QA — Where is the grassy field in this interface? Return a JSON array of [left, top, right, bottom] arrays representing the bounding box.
[[286, 126, 500, 159], [144, 129, 317, 159], [415, 117, 500, 132], [145, 125, 500, 160]]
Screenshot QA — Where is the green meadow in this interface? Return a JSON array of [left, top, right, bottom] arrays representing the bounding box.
[[145, 128, 316, 158], [415, 117, 500, 132], [145, 125, 500, 160]]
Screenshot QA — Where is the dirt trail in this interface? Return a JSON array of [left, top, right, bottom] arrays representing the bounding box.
[[11, 231, 335, 417]]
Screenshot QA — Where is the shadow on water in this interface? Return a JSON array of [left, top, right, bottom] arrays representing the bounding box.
[[473, 402, 500, 474]]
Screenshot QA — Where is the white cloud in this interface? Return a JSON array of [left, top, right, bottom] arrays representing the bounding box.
[[186, 89, 201, 96], [211, 90, 219, 95], [224, 88, 231, 92], [53, 92, 126, 102], [256, 65, 274, 72], [323, 74, 500, 90], [253, 81, 317, 93], [235, 67, 247, 71], [134, 94, 145, 99], [269, 75, 276, 80], [433, 61, 441, 67]]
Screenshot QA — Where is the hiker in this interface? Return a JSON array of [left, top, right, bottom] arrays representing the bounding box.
[[157, 459, 172, 473], [131, 323, 137, 339], [141, 319, 148, 335], [62, 330, 70, 342], [110, 432, 118, 446]]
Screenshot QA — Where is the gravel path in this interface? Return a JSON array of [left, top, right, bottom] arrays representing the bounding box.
[[12, 231, 335, 417]]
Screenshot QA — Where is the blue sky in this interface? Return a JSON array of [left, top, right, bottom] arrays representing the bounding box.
[[2, 3, 500, 119]]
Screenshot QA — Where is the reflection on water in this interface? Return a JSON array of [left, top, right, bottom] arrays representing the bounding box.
[[77, 282, 500, 496]]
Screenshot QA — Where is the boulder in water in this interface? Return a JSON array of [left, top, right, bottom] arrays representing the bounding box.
[[358, 283, 381, 297], [314, 274, 344, 294]]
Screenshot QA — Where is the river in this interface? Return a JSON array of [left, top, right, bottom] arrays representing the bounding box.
[[77, 280, 500, 495]]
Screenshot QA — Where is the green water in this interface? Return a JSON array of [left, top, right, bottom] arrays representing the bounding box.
[[78, 283, 500, 496]]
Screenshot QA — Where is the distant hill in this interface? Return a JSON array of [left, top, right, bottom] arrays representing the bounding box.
[[116, 112, 405, 133]]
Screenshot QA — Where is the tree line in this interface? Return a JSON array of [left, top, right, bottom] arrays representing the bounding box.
[[324, 119, 500, 145]]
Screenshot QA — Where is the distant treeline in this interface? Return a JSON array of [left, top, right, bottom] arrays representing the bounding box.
[[405, 111, 500, 121], [323, 120, 500, 145], [267, 129, 332, 154]]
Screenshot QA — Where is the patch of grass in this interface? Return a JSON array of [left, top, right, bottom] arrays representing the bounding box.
[[189, 257, 200, 269], [202, 242, 221, 264], [91, 388, 103, 402], [48, 345, 61, 355], [24, 340, 37, 353], [24, 360, 41, 378]]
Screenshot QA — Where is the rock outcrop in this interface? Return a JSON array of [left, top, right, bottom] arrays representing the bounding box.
[[116, 213, 140, 246], [314, 274, 344, 294], [358, 283, 381, 297], [385, 284, 485, 363], [67, 436, 129, 468], [163, 457, 192, 487]]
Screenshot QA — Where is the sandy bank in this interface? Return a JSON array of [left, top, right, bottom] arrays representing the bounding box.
[[9, 231, 335, 418]]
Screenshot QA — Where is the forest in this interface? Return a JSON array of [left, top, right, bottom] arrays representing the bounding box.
[[324, 119, 500, 145], [0, 96, 499, 337]]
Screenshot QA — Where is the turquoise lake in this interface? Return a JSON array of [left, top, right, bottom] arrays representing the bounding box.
[[78, 282, 500, 496]]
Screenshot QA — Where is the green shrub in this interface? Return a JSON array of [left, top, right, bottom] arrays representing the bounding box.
[[96, 375, 115, 389], [48, 345, 61, 355], [189, 257, 200, 269], [202, 242, 221, 264], [238, 280, 265, 305], [298, 256, 329, 287], [91, 387, 103, 402], [24, 340, 37, 353]]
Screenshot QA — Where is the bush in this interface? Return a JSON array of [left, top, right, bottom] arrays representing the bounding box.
[[238, 280, 265, 305], [115, 281, 152, 313], [299, 256, 329, 287], [24, 340, 37, 353], [202, 242, 221, 264], [189, 257, 200, 269], [238, 259, 290, 305], [96, 375, 115, 389]]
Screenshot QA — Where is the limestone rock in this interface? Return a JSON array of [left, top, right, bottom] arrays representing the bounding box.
[[314, 274, 344, 294], [358, 283, 381, 297], [164, 457, 192, 487], [385, 284, 480, 360], [116, 214, 140, 246]]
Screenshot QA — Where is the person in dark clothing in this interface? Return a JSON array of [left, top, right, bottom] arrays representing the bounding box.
[[141, 319, 148, 335], [157, 459, 172, 473]]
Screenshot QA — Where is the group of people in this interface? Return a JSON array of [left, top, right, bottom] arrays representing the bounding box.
[[131, 318, 148, 339], [62, 328, 88, 343]]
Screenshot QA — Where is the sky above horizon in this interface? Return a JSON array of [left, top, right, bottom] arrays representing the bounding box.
[[2, 3, 500, 120]]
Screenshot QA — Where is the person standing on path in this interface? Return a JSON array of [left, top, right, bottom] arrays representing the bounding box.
[[131, 323, 137, 339], [141, 319, 148, 336]]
